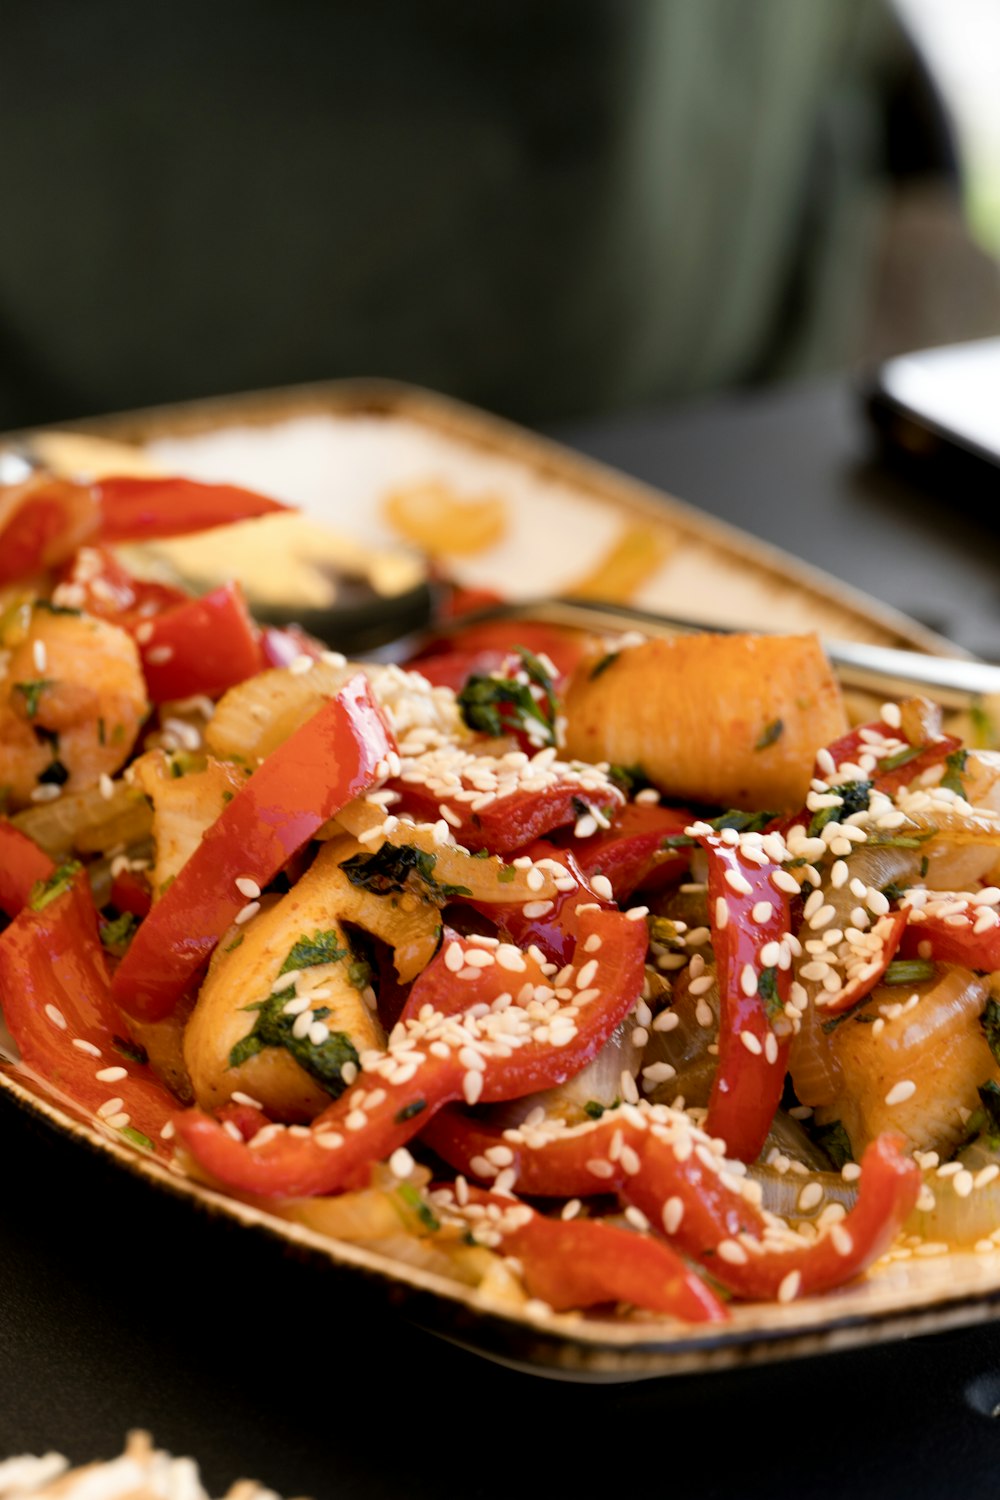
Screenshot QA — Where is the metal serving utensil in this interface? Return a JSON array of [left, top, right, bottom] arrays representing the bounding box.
[[404, 595, 1000, 709]]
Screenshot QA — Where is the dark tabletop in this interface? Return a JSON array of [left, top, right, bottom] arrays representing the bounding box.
[[4, 376, 1000, 1500]]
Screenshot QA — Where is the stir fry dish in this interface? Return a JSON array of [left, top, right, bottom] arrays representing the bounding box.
[[4, 466, 1000, 1327]]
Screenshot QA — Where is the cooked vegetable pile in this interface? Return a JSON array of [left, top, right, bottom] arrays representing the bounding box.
[[3, 467, 1000, 1325]]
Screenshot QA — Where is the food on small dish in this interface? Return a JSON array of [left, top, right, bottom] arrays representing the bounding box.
[[4, 456, 1000, 1331]]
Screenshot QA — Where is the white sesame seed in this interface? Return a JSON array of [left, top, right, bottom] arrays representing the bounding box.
[[715, 896, 729, 929], [717, 1238, 749, 1266], [30, 784, 62, 803], [389, 1147, 415, 1178], [32, 638, 47, 673], [724, 868, 753, 897], [662, 1196, 685, 1234], [740, 1030, 763, 1056], [95, 1066, 128, 1083], [884, 1079, 917, 1107], [96, 1097, 125, 1119], [521, 900, 554, 919], [777, 1270, 802, 1303], [234, 900, 261, 926], [145, 645, 174, 664], [99, 773, 115, 801], [235, 876, 261, 899], [590, 874, 614, 900], [72, 1039, 102, 1057], [44, 1004, 67, 1030], [798, 1181, 824, 1213]]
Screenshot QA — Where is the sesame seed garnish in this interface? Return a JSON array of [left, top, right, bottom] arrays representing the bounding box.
[[715, 897, 729, 929], [884, 1079, 917, 1107], [96, 1096, 125, 1119], [44, 1004, 67, 1030], [590, 874, 614, 900], [95, 1066, 128, 1083], [234, 900, 261, 926], [662, 1196, 685, 1234], [145, 645, 174, 664], [798, 1181, 824, 1213], [235, 876, 261, 899], [717, 1238, 749, 1266], [724, 869, 753, 897], [72, 1038, 101, 1057], [777, 1270, 801, 1303], [739, 1030, 762, 1056]]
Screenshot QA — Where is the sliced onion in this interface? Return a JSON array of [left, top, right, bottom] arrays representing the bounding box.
[[749, 1165, 856, 1222], [905, 1165, 1000, 1248], [12, 780, 152, 859]]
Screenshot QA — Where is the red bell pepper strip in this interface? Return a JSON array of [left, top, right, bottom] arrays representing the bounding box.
[[94, 474, 288, 542], [697, 831, 792, 1162], [423, 1106, 919, 1302], [0, 869, 176, 1155], [0, 478, 101, 584], [572, 801, 693, 900], [470, 840, 610, 966], [136, 582, 264, 703], [173, 905, 648, 1197], [109, 867, 153, 921], [820, 720, 962, 796], [818, 910, 908, 1015], [408, 620, 586, 693], [112, 674, 394, 1022], [0, 475, 289, 587], [0, 820, 55, 918], [899, 904, 1000, 971], [56, 546, 189, 625], [389, 779, 625, 857], [434, 1183, 726, 1322]]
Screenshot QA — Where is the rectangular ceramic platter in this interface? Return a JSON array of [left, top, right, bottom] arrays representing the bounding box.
[[3, 378, 995, 1382]]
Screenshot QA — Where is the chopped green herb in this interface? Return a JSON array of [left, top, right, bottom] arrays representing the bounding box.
[[471, 848, 490, 860], [880, 881, 909, 904], [876, 745, 924, 773], [757, 965, 782, 1019], [347, 959, 372, 991], [811, 1119, 854, 1170], [112, 1034, 148, 1065], [224, 933, 245, 953], [341, 844, 471, 902], [662, 806, 775, 850], [808, 780, 872, 838], [981, 997, 1000, 1066], [394, 1098, 427, 1124], [13, 680, 54, 719], [396, 1181, 440, 1233], [584, 1100, 607, 1119], [940, 748, 969, 798], [884, 959, 935, 986], [119, 1126, 155, 1152], [608, 763, 654, 798], [457, 647, 558, 746], [280, 930, 348, 975], [589, 652, 619, 681], [919, 855, 929, 879], [221, 790, 234, 803], [228, 990, 359, 1098], [754, 718, 784, 752], [977, 1080, 1000, 1144], [866, 827, 936, 850], [497, 865, 516, 883], [35, 599, 82, 617], [970, 702, 998, 749], [100, 912, 138, 956], [29, 860, 82, 912]]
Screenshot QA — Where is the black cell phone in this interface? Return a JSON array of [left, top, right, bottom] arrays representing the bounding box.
[[864, 336, 1000, 493]]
